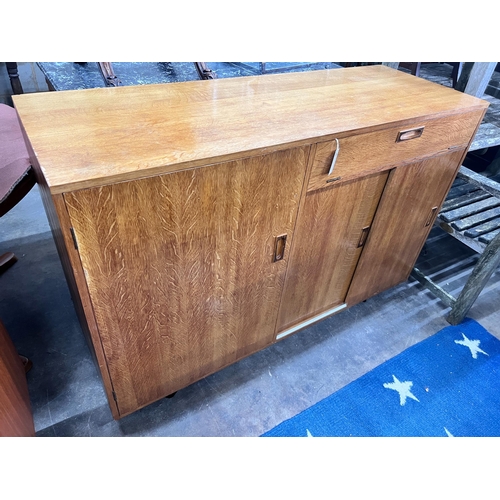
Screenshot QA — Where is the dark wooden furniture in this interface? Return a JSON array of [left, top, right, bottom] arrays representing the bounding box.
[[0, 318, 35, 437], [94, 62, 216, 87], [397, 62, 421, 76], [455, 63, 497, 96], [0, 103, 35, 273], [0, 103, 36, 430], [5, 63, 23, 94], [14, 66, 488, 418], [372, 62, 466, 88], [400, 62, 461, 86], [38, 62, 342, 92], [345, 62, 421, 76], [227, 62, 335, 75]]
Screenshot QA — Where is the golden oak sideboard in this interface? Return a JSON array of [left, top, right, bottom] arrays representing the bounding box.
[[13, 66, 488, 418]]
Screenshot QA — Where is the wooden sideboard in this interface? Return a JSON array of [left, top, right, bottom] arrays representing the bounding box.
[[13, 66, 488, 419]]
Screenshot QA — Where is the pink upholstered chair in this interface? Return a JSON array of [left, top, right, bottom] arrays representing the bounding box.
[[0, 103, 36, 273]]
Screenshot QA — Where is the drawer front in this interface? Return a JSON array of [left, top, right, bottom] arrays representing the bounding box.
[[307, 110, 483, 192]]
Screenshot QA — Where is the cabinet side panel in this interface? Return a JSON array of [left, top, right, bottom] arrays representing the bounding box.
[[51, 195, 120, 418], [346, 148, 466, 306], [64, 147, 308, 416], [277, 171, 389, 332], [17, 119, 120, 418]]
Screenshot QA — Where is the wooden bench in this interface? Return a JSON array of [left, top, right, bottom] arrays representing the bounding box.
[[412, 165, 500, 324], [410, 102, 500, 325], [410, 62, 500, 324]]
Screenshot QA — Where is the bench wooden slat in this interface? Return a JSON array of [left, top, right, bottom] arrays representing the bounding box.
[[451, 205, 500, 231], [447, 183, 480, 199], [441, 196, 500, 223], [457, 168, 500, 199], [450, 178, 468, 188], [441, 190, 490, 212], [438, 221, 486, 253], [470, 122, 500, 151], [479, 228, 500, 244], [464, 217, 500, 238]]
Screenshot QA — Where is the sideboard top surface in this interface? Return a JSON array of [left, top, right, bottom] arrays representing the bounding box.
[[14, 65, 488, 194]]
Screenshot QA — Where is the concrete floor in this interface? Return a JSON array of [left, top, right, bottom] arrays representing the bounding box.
[[1, 63, 500, 436]]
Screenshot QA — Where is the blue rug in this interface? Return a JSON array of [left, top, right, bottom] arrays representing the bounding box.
[[262, 319, 500, 437]]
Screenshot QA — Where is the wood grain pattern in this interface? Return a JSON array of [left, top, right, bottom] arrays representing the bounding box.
[[307, 110, 484, 191], [346, 148, 467, 306], [17, 117, 120, 418], [64, 147, 308, 416], [12, 66, 489, 419], [13, 65, 488, 194], [0, 319, 35, 437], [277, 171, 389, 332]]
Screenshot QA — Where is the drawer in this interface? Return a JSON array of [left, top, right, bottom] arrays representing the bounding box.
[[307, 110, 483, 192]]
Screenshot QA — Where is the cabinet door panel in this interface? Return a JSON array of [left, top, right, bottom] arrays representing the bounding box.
[[64, 147, 308, 416], [346, 149, 466, 306], [277, 171, 389, 332]]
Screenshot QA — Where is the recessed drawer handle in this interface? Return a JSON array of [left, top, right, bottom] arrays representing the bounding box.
[[397, 126, 424, 142], [328, 138, 340, 175]]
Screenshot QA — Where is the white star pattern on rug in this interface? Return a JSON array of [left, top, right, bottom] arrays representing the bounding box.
[[455, 333, 489, 359], [306, 429, 313, 437], [383, 375, 420, 406]]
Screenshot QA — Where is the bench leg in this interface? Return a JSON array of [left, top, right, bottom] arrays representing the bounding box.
[[194, 62, 217, 80], [6, 62, 23, 94], [447, 231, 500, 325]]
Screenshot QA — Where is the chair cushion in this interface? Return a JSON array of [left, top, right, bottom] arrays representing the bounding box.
[[0, 104, 31, 205]]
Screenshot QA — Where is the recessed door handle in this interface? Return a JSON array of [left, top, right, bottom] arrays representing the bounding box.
[[425, 206, 438, 227], [273, 234, 287, 262], [357, 226, 371, 248]]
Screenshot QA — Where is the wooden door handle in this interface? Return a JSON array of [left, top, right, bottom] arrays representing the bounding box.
[[425, 206, 438, 227], [357, 226, 371, 247], [273, 234, 287, 262]]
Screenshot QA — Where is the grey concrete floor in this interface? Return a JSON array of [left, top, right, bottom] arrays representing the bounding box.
[[1, 184, 499, 436]]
